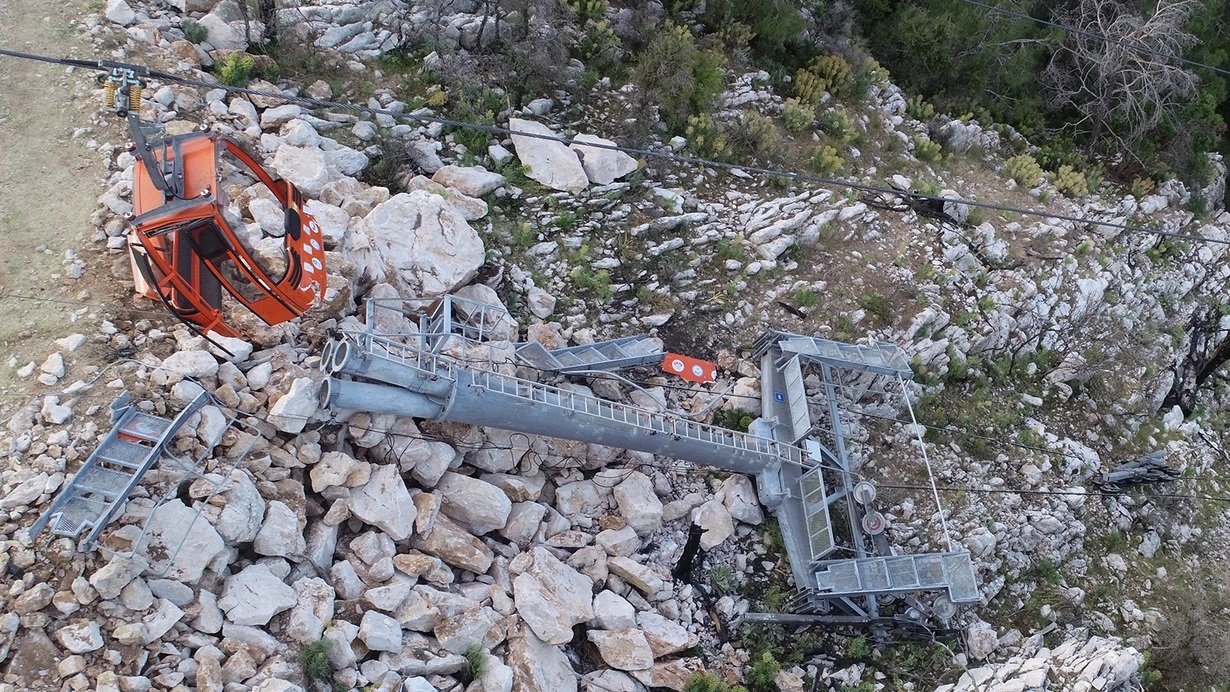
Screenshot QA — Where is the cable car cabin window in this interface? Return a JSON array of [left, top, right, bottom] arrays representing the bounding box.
[[216, 147, 290, 284]]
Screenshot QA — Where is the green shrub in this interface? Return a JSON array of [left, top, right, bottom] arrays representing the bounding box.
[[716, 238, 744, 261], [746, 651, 781, 692], [818, 108, 854, 143], [567, 0, 608, 22], [632, 24, 726, 132], [181, 18, 207, 45], [913, 136, 942, 163], [717, 20, 755, 52], [906, 94, 934, 121], [686, 114, 731, 161], [701, 0, 803, 60], [1130, 176, 1157, 199], [1004, 154, 1043, 188], [793, 54, 853, 103], [795, 287, 818, 307], [685, 671, 748, 692], [849, 56, 889, 100], [859, 292, 895, 326], [809, 54, 853, 97], [217, 53, 256, 87], [579, 20, 622, 77], [1084, 164, 1104, 194], [709, 565, 737, 595], [463, 643, 488, 681], [571, 267, 613, 301], [734, 111, 780, 159], [782, 98, 813, 132], [810, 144, 843, 174], [846, 635, 871, 659], [1052, 165, 1089, 197], [555, 210, 578, 230], [298, 640, 334, 682], [792, 68, 827, 106], [714, 407, 755, 432], [1035, 139, 1087, 173], [446, 82, 502, 154]]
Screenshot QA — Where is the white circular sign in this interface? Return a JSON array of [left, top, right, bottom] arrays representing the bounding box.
[[670, 358, 684, 372]]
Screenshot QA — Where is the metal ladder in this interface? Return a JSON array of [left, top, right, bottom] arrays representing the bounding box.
[[515, 336, 664, 373], [30, 390, 209, 549]]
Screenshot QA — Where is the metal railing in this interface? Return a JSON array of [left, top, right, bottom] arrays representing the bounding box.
[[340, 327, 810, 469]]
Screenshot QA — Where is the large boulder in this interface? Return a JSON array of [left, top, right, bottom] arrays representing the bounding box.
[[435, 472, 512, 535], [253, 500, 305, 558], [570, 134, 638, 185], [720, 474, 763, 525], [350, 191, 485, 297], [587, 629, 654, 671], [267, 377, 319, 434], [284, 577, 335, 643], [507, 626, 577, 692], [613, 471, 662, 536], [218, 565, 297, 626], [197, 13, 248, 51], [512, 547, 595, 645], [508, 118, 588, 193], [638, 611, 696, 657], [410, 514, 493, 574], [210, 471, 265, 543], [692, 499, 735, 550], [350, 464, 417, 540], [137, 500, 226, 583], [432, 165, 506, 197], [271, 146, 342, 198]]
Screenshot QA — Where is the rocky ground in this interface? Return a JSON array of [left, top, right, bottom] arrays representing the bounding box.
[[2, 0, 1230, 691]]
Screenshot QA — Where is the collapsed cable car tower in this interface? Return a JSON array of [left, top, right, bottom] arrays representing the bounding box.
[[320, 296, 980, 630]]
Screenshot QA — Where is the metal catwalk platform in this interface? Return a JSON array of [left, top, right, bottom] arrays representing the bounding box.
[[319, 296, 979, 626]]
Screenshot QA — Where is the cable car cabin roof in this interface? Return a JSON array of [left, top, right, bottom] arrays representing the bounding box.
[[132, 132, 218, 211]]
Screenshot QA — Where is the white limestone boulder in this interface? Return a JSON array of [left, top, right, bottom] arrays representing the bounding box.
[[267, 377, 319, 434], [508, 118, 588, 193], [512, 547, 595, 645], [432, 165, 506, 197], [692, 499, 735, 550], [271, 146, 342, 198], [435, 472, 512, 535], [218, 564, 297, 626], [508, 626, 577, 692], [613, 471, 662, 536], [350, 191, 485, 297], [570, 134, 638, 185], [137, 499, 225, 583], [350, 464, 417, 540], [588, 629, 654, 671], [253, 500, 305, 558]]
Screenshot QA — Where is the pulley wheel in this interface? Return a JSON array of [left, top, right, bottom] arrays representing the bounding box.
[[861, 511, 886, 535]]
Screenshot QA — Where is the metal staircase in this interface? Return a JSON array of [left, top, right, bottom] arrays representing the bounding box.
[[321, 297, 980, 629], [30, 390, 209, 549], [515, 336, 664, 373]]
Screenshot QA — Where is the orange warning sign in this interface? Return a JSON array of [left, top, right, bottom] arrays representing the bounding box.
[[662, 353, 718, 383]]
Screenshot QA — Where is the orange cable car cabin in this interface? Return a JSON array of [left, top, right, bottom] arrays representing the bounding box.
[[127, 128, 325, 339]]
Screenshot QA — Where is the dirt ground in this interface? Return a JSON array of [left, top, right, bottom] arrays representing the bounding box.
[[0, 0, 121, 416]]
